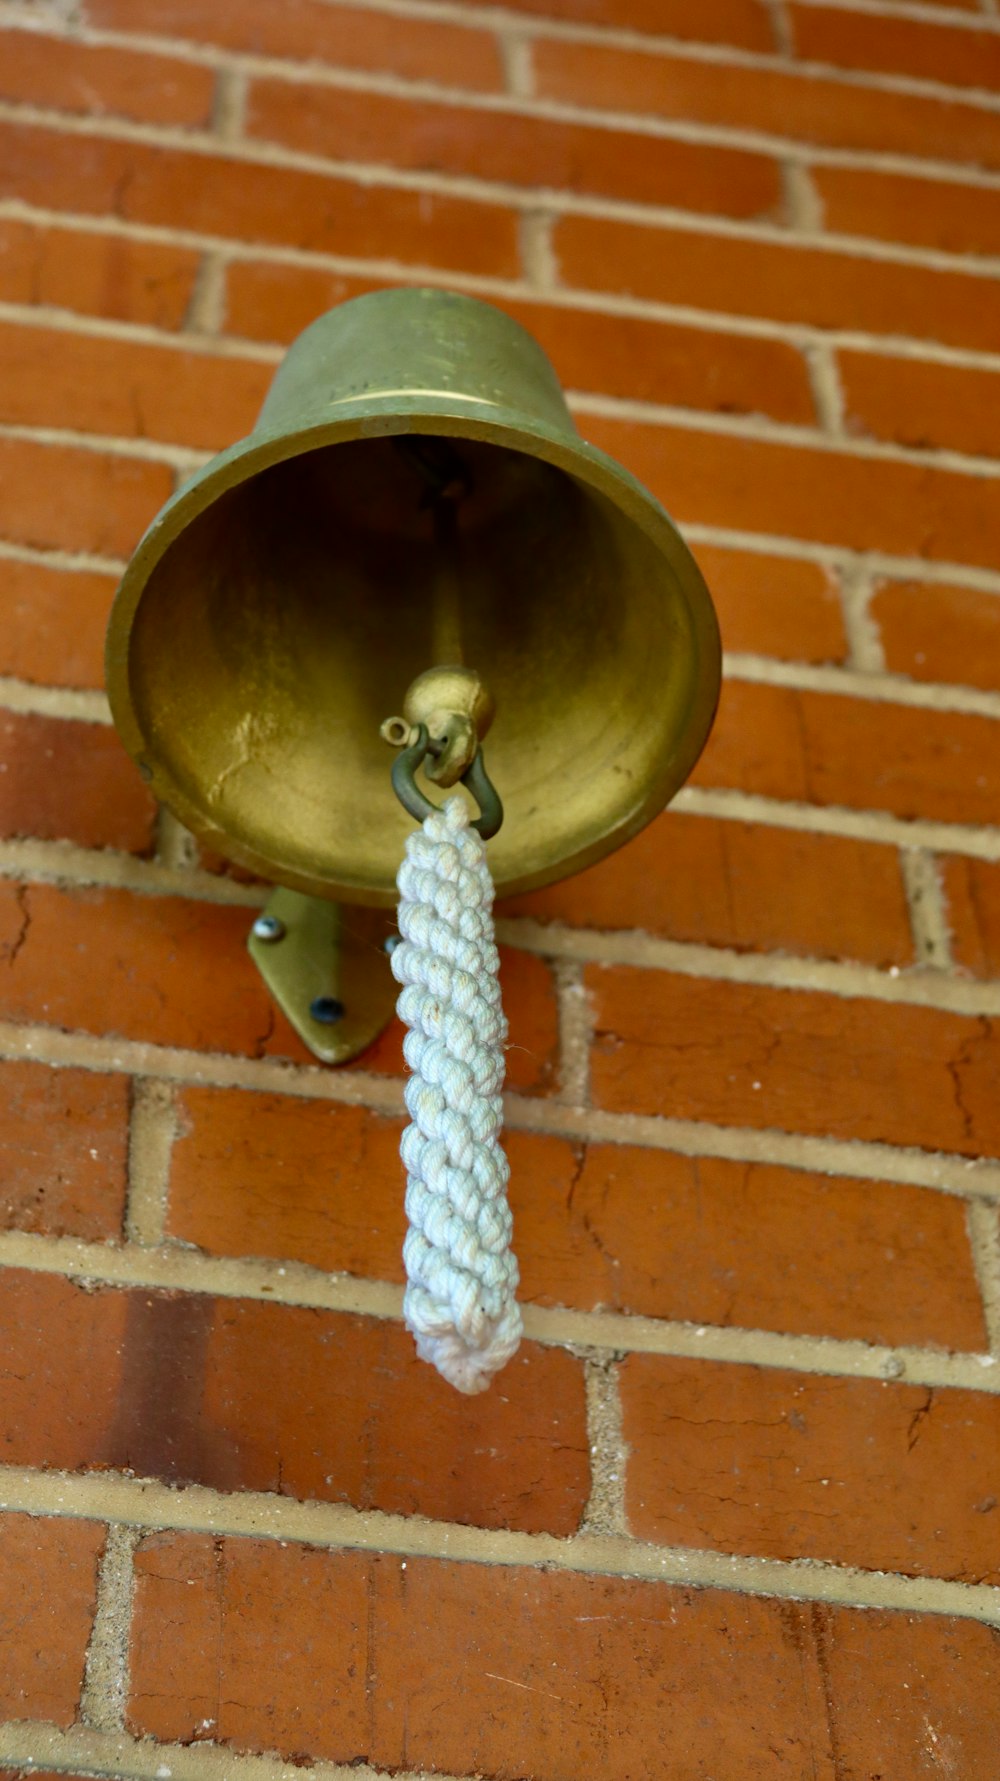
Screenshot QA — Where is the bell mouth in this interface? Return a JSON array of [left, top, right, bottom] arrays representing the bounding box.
[[107, 408, 720, 904]]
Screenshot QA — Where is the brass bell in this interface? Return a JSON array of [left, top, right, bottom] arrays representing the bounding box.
[[106, 288, 721, 1061]]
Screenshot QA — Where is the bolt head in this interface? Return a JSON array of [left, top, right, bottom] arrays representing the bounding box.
[[310, 995, 345, 1025], [252, 914, 285, 943]]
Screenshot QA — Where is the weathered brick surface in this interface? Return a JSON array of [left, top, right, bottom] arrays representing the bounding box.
[[168, 1088, 987, 1350], [695, 678, 1000, 825], [439, 0, 775, 49], [0, 30, 216, 127], [815, 164, 1000, 260], [128, 1534, 1000, 1774], [246, 77, 784, 219], [0, 321, 269, 452], [86, 0, 506, 88], [0, 559, 115, 690], [502, 808, 913, 964], [0, 436, 172, 557], [0, 1061, 128, 1241], [692, 546, 846, 663], [789, 3, 1000, 90], [588, 965, 1000, 1158], [557, 213, 1000, 354], [841, 350, 1000, 460], [942, 855, 1000, 979], [0, 1269, 588, 1533], [0, 880, 311, 1061], [0, 712, 157, 853], [534, 35, 1000, 168], [0, 120, 521, 279], [0, 1514, 105, 1725], [0, 217, 200, 329], [622, 1355, 1000, 1581], [872, 578, 1000, 693], [584, 412, 1000, 570]]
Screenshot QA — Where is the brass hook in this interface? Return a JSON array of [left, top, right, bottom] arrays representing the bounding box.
[[388, 723, 503, 840]]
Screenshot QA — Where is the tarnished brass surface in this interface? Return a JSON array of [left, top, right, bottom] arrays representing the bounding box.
[[106, 288, 721, 905], [399, 665, 494, 785], [247, 892, 396, 1065]]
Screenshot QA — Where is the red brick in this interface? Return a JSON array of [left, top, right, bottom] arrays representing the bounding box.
[[0, 26, 215, 126], [580, 409, 1000, 569], [129, 1534, 372, 1756], [0, 217, 199, 329], [693, 545, 846, 662], [942, 855, 1000, 978], [514, 305, 813, 421], [696, 677, 1000, 825], [623, 1354, 1000, 1580], [587, 965, 1000, 1157], [841, 350, 1000, 461], [556, 212, 1000, 354], [0, 882, 558, 1088], [0, 436, 172, 557], [88, 0, 504, 90], [816, 164, 1000, 260], [872, 578, 1000, 692], [128, 1533, 1000, 1774], [168, 1089, 987, 1350], [0, 559, 114, 690], [0, 1269, 587, 1532], [459, 0, 774, 49], [0, 880, 312, 1060], [0, 320, 270, 451], [247, 78, 783, 222], [500, 946, 562, 1095], [224, 258, 375, 342], [535, 36, 1000, 170], [0, 711, 157, 852], [0, 1060, 128, 1242], [501, 808, 912, 966], [0, 120, 520, 280], [0, 1512, 105, 1724], [527, 1144, 987, 1350], [168, 1093, 408, 1279], [790, 3, 1000, 91], [224, 260, 816, 425], [699, 677, 1000, 825]]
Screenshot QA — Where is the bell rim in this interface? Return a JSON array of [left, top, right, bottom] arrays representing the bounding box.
[[106, 395, 721, 904]]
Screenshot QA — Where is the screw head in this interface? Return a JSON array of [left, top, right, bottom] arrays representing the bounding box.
[[310, 995, 345, 1025], [252, 914, 285, 943]]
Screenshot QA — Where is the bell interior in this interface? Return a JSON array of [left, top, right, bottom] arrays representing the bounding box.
[[128, 431, 702, 901]]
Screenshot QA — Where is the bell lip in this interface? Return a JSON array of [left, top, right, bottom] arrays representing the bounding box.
[[106, 395, 721, 903]]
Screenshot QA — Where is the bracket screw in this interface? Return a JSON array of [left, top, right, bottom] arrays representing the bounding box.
[[252, 914, 285, 943], [310, 995, 345, 1025]]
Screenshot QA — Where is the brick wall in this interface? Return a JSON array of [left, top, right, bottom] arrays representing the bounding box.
[[1, 0, 1000, 1773]]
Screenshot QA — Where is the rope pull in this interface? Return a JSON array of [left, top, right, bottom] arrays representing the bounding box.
[[385, 696, 521, 1392]]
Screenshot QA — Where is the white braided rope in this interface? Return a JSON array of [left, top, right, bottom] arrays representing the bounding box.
[[390, 794, 522, 1393]]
